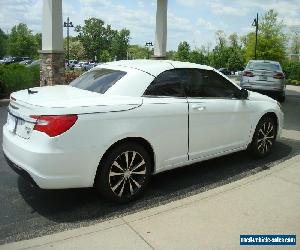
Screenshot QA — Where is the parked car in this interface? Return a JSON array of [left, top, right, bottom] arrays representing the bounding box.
[[19, 59, 33, 65], [218, 68, 231, 75], [3, 60, 283, 202], [74, 61, 87, 70], [3, 57, 31, 64], [82, 62, 97, 71], [68, 60, 79, 69], [26, 59, 41, 68], [81, 62, 89, 71], [1, 57, 15, 64], [0, 56, 11, 64], [240, 60, 285, 102]]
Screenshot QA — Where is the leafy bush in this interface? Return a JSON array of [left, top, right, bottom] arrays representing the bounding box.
[[0, 64, 40, 96], [65, 70, 82, 84], [282, 61, 300, 81], [291, 80, 300, 85], [0, 65, 84, 98], [286, 79, 300, 85]]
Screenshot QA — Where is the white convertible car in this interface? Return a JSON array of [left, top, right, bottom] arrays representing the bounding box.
[[3, 60, 283, 202]]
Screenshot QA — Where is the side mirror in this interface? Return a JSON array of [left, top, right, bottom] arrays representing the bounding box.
[[239, 88, 249, 100]]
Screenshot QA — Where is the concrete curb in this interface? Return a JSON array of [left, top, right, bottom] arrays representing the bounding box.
[[0, 99, 9, 107]]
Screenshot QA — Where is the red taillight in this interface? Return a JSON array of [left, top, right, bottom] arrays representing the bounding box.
[[273, 72, 285, 79], [243, 71, 254, 77], [30, 115, 78, 137]]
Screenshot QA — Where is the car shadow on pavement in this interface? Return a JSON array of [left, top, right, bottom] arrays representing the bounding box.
[[17, 138, 298, 227], [281, 90, 300, 132]]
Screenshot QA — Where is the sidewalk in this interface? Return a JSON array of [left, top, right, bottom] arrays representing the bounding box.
[[1, 155, 300, 250]]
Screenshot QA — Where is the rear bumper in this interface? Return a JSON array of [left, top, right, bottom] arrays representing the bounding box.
[[240, 82, 285, 92], [241, 84, 285, 99], [4, 153, 39, 188], [245, 89, 285, 96], [2, 124, 101, 189]]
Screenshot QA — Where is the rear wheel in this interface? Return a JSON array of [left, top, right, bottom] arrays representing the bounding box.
[[249, 116, 277, 158], [95, 142, 151, 203]]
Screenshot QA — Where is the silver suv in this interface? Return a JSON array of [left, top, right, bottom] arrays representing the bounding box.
[[240, 60, 285, 102]]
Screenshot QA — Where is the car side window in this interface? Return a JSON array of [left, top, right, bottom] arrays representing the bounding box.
[[143, 69, 188, 97], [188, 69, 240, 98]]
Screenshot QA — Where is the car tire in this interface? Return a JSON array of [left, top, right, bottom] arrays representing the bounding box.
[[95, 142, 152, 203], [248, 116, 277, 158]]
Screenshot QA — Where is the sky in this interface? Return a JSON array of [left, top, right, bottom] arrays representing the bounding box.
[[0, 0, 299, 50]]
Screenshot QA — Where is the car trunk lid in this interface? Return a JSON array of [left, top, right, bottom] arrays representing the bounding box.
[[10, 85, 142, 112], [251, 69, 282, 83], [7, 85, 142, 139]]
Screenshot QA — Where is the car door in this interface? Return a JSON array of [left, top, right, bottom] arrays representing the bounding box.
[[142, 69, 189, 171], [187, 69, 253, 160]]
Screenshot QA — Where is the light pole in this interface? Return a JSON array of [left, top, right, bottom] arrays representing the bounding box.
[[145, 42, 153, 59], [64, 17, 74, 66], [252, 13, 258, 60]]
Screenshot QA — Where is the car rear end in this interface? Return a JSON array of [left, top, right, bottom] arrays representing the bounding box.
[[240, 60, 285, 102], [2, 66, 148, 190], [2, 85, 107, 190], [3, 96, 100, 189]]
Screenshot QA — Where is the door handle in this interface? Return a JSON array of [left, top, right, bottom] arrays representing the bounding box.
[[192, 105, 206, 111]]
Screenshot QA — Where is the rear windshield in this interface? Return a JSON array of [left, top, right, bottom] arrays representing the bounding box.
[[247, 62, 281, 72], [70, 68, 126, 94]]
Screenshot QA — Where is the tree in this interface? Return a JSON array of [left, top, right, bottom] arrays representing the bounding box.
[[200, 44, 214, 66], [69, 40, 86, 60], [99, 50, 111, 62], [0, 28, 8, 58], [7, 23, 38, 58], [212, 30, 230, 68], [227, 50, 244, 71], [110, 29, 130, 60], [166, 50, 176, 60], [63, 36, 84, 60], [34, 33, 42, 53], [289, 27, 300, 55], [175, 41, 190, 61], [127, 45, 148, 59], [208, 31, 246, 70], [188, 49, 208, 64], [244, 10, 287, 63], [75, 18, 117, 60], [227, 33, 245, 71], [228, 33, 239, 48]]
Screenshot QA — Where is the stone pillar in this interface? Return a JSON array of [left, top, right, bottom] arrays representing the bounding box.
[[153, 0, 168, 59], [39, 0, 64, 86], [40, 51, 65, 86]]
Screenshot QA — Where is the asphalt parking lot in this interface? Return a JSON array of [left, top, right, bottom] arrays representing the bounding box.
[[0, 85, 300, 245]]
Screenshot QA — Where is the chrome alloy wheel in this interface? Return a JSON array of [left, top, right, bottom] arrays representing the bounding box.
[[108, 151, 147, 198], [256, 121, 275, 154]]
